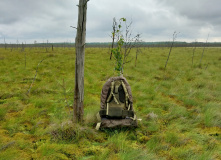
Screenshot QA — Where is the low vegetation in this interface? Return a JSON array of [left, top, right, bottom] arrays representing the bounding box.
[[0, 46, 220, 159]]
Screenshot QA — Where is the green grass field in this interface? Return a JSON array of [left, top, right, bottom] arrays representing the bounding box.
[[0, 46, 220, 160]]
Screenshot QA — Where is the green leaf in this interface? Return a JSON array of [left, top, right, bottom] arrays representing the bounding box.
[[120, 18, 126, 22]]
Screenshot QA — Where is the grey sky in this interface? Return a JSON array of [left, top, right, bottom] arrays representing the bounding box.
[[0, 0, 220, 43]]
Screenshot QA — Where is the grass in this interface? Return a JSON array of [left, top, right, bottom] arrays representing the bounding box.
[[0, 46, 220, 159]]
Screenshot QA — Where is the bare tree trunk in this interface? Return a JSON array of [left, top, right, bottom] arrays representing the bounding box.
[[192, 40, 197, 66], [135, 34, 142, 67], [73, 0, 89, 123], [164, 31, 178, 69], [199, 34, 209, 67]]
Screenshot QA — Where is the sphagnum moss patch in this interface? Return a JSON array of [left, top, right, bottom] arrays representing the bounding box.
[[0, 47, 220, 159]]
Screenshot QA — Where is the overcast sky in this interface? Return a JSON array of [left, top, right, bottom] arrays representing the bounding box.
[[0, 0, 221, 43]]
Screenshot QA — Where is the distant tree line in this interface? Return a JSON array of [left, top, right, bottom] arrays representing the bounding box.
[[1, 41, 221, 49]]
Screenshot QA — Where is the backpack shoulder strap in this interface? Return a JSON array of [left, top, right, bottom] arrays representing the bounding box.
[[106, 81, 119, 104], [121, 80, 130, 109]]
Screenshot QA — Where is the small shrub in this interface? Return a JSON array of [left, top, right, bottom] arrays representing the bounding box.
[[49, 121, 77, 142]]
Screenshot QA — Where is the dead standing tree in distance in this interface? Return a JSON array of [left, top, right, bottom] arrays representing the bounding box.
[[192, 40, 197, 67], [164, 31, 179, 69], [73, 0, 89, 123], [199, 34, 209, 67], [135, 34, 142, 67]]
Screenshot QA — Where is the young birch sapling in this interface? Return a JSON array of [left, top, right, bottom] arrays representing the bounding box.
[[110, 18, 142, 75]]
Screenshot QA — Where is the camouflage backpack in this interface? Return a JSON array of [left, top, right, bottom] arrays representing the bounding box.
[[96, 76, 137, 130]]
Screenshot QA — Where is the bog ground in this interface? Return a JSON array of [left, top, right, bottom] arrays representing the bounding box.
[[0, 47, 220, 160]]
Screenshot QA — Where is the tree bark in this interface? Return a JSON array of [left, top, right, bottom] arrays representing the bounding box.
[[73, 0, 88, 123]]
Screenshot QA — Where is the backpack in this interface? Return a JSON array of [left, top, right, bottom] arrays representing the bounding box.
[[96, 76, 137, 130]]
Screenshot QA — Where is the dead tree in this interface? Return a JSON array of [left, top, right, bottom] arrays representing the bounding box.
[[164, 31, 178, 69], [192, 40, 197, 66], [22, 42, 27, 69], [73, 0, 89, 123], [199, 34, 209, 67], [27, 58, 47, 95], [135, 34, 142, 67]]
